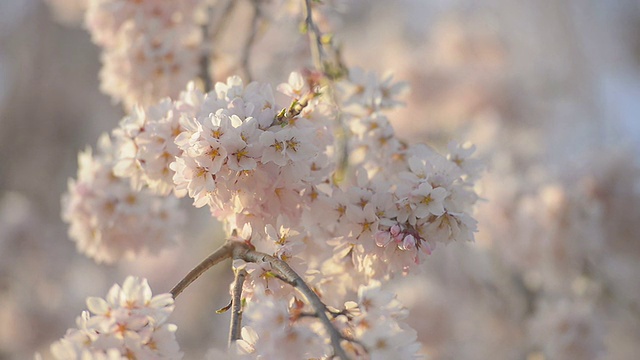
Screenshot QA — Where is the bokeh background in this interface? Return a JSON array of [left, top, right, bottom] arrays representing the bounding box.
[[1, 0, 640, 358]]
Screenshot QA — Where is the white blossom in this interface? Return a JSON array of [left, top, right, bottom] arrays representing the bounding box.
[[61, 134, 184, 264], [86, 0, 205, 109], [50, 277, 182, 359]]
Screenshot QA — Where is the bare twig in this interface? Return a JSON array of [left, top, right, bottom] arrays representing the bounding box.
[[170, 242, 235, 298], [300, 0, 349, 184], [302, 0, 325, 72], [200, 46, 213, 92], [210, 0, 237, 40], [229, 267, 247, 346], [302, 0, 346, 79], [199, 3, 216, 92], [202, 0, 237, 83], [239, 0, 262, 82]]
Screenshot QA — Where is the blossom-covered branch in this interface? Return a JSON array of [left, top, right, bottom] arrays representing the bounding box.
[[232, 241, 352, 360], [54, 1, 482, 358]]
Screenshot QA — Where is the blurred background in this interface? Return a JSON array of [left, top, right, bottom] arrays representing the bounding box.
[[1, 0, 640, 358]]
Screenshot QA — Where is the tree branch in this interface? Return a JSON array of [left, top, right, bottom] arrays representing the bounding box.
[[169, 239, 352, 359], [303, 0, 324, 72], [199, 4, 216, 92], [301, 0, 349, 184], [170, 241, 235, 298], [228, 267, 247, 346], [302, 0, 346, 79], [232, 242, 351, 360], [239, 0, 261, 82]]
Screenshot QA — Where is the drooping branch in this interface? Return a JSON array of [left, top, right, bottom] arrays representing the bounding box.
[[301, 0, 349, 183], [302, 0, 346, 79], [199, 4, 215, 92], [228, 267, 247, 346], [170, 241, 235, 298], [210, 0, 237, 41], [232, 242, 351, 360], [239, 0, 262, 82], [202, 0, 237, 85], [302, 0, 324, 73], [169, 239, 351, 359]]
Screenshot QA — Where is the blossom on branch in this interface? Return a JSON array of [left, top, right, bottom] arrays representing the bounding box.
[[86, 0, 205, 109], [51, 276, 182, 359], [62, 134, 184, 263]]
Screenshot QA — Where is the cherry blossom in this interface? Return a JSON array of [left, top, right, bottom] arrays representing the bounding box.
[[61, 134, 184, 263], [51, 277, 182, 359]]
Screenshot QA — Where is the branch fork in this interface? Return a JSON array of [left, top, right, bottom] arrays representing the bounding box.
[[170, 239, 352, 360]]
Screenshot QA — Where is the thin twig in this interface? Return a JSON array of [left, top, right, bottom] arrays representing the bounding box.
[[200, 46, 213, 92], [302, 0, 325, 72], [239, 0, 261, 82], [199, 3, 216, 92], [170, 242, 235, 298], [208, 0, 237, 81], [211, 0, 237, 40], [301, 0, 349, 184], [302, 0, 347, 80], [228, 267, 247, 346], [232, 242, 351, 360]]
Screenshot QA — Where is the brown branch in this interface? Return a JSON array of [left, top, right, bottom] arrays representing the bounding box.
[[170, 241, 235, 298], [228, 267, 247, 346], [199, 3, 217, 92], [232, 242, 351, 360], [169, 239, 352, 358], [210, 0, 237, 41], [301, 0, 349, 185], [303, 0, 324, 72], [302, 0, 346, 79], [239, 0, 261, 82], [201, 0, 237, 83]]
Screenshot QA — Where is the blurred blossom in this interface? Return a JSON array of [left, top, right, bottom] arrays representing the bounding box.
[[44, 0, 87, 26], [86, 0, 205, 109], [2, 0, 640, 358], [51, 276, 182, 359], [62, 134, 185, 264]]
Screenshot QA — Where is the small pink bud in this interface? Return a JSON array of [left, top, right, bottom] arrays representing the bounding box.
[[390, 224, 401, 236], [375, 231, 392, 247], [402, 234, 416, 251]]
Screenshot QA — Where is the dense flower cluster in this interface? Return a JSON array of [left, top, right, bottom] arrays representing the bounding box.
[[112, 73, 334, 238], [58, 63, 480, 357], [112, 98, 185, 196], [62, 134, 183, 263], [86, 0, 204, 109], [303, 69, 480, 281], [37, 0, 640, 358], [108, 69, 480, 279], [226, 281, 421, 359], [341, 280, 421, 359], [55, 0, 483, 355], [51, 277, 181, 359]]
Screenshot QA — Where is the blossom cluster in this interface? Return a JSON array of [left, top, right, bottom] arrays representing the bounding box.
[[62, 134, 183, 264], [57, 65, 481, 357], [107, 69, 480, 280], [50, 277, 181, 359], [222, 280, 420, 359], [302, 69, 481, 282], [86, 0, 204, 109], [112, 73, 334, 238]]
